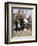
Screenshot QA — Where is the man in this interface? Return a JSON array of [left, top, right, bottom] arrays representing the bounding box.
[[19, 15, 25, 30]]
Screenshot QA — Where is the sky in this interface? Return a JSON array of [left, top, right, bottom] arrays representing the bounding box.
[[13, 8, 32, 15]]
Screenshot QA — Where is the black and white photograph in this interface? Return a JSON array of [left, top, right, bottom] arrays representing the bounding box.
[[12, 8, 32, 37]]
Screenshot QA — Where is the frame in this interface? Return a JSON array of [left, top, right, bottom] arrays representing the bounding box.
[[5, 2, 37, 44]]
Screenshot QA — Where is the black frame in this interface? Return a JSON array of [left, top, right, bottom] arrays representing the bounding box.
[[5, 2, 37, 44]]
